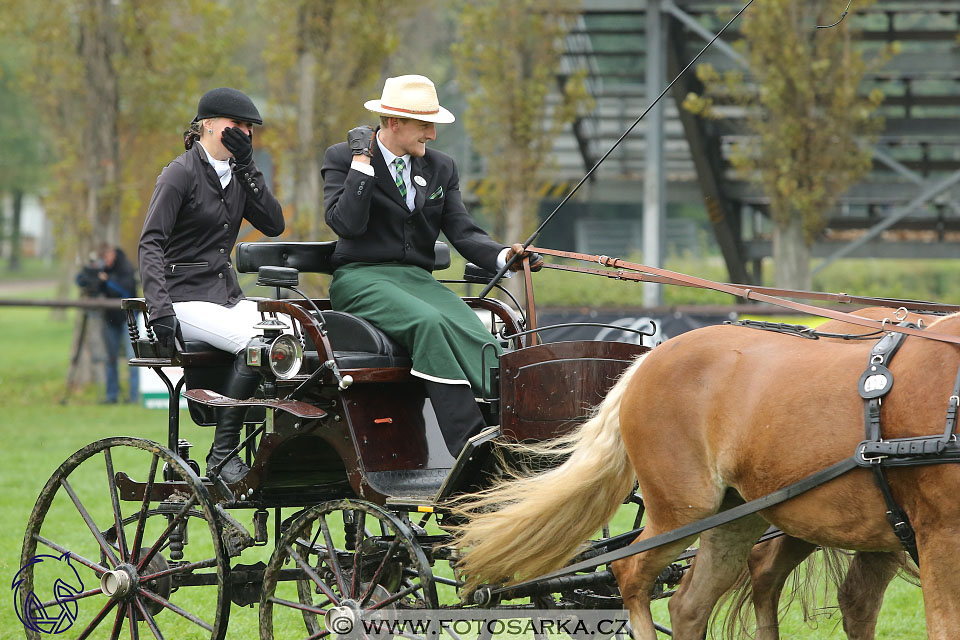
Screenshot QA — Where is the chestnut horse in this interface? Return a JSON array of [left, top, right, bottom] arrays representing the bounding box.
[[456, 312, 960, 639], [726, 307, 926, 639]]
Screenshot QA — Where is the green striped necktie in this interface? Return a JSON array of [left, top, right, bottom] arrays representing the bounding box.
[[394, 158, 407, 198]]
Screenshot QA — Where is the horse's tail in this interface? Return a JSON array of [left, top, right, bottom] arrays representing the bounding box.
[[453, 354, 646, 594]]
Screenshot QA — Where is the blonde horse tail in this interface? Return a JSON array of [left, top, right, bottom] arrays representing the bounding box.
[[454, 354, 647, 594]]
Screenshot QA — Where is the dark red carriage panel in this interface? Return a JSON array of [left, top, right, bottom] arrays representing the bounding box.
[[341, 381, 432, 473], [499, 341, 648, 441]]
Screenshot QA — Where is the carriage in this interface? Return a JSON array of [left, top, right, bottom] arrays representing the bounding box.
[[17, 240, 663, 640], [20, 239, 960, 639]]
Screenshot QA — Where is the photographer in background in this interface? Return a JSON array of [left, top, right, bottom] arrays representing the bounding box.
[[75, 244, 140, 404]]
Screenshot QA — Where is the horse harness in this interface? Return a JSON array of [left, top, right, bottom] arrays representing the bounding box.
[[851, 321, 960, 566], [495, 318, 960, 591]]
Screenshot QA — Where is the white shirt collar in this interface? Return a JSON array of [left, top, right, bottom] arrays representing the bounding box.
[[197, 141, 233, 188], [376, 132, 410, 171]]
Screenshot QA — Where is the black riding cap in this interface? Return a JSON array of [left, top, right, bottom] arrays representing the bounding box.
[[193, 87, 263, 125]]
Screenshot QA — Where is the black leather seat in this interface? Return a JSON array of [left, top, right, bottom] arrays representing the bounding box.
[[307, 311, 412, 370]]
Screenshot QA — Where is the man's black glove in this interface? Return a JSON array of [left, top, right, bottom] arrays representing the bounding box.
[[151, 315, 184, 354], [347, 125, 375, 158], [222, 127, 253, 167], [506, 243, 544, 272]]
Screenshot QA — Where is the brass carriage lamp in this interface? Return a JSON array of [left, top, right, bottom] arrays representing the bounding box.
[[245, 318, 304, 397]]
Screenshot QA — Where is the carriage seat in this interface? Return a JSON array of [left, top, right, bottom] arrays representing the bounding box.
[[306, 311, 412, 370], [235, 240, 451, 371]]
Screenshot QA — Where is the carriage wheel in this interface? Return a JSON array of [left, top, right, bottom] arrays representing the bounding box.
[[259, 499, 438, 640], [17, 436, 230, 639]]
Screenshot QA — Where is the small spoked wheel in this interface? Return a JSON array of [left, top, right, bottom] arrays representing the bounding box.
[[259, 499, 438, 640], [17, 436, 230, 639]]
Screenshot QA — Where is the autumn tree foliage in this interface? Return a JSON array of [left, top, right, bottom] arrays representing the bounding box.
[[685, 0, 895, 289], [452, 0, 591, 295]]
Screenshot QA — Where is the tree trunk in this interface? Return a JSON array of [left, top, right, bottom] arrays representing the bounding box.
[[296, 46, 320, 239], [503, 192, 526, 307], [772, 214, 811, 290], [8, 189, 22, 271]]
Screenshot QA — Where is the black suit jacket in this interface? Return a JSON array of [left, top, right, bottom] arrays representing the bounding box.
[[321, 140, 504, 272]]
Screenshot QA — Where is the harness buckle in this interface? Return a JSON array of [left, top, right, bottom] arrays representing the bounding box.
[[859, 444, 887, 464]]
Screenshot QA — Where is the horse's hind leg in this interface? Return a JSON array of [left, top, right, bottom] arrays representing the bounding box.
[[667, 514, 769, 639], [749, 536, 817, 640], [838, 552, 903, 640], [614, 534, 698, 640]]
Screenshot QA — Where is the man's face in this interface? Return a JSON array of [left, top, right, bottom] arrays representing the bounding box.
[[387, 118, 436, 158]]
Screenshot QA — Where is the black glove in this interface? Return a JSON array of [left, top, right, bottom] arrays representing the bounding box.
[[221, 127, 253, 167], [506, 243, 544, 272], [151, 315, 184, 353], [347, 125, 375, 158]]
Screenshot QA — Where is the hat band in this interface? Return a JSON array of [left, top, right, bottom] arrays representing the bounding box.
[[380, 103, 440, 115]]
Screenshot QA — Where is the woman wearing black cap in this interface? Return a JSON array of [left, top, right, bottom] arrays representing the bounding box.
[[139, 87, 285, 483]]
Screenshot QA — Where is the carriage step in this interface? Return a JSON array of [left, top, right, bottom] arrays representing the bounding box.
[[184, 389, 327, 419]]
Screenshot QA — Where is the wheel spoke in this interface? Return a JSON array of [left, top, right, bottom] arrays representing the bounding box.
[[367, 582, 421, 610], [306, 629, 333, 640], [127, 602, 140, 640], [358, 534, 401, 607], [104, 449, 130, 563], [350, 510, 367, 598], [138, 557, 218, 582], [131, 454, 159, 562], [289, 545, 340, 605], [61, 477, 121, 568], [318, 515, 348, 595], [136, 495, 198, 572], [267, 594, 329, 616], [138, 586, 213, 631], [76, 598, 119, 640], [34, 534, 108, 576], [134, 598, 165, 640], [37, 587, 105, 610], [109, 604, 125, 640]]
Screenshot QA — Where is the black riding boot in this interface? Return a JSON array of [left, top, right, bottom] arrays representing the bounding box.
[[424, 381, 488, 458], [206, 351, 261, 483]]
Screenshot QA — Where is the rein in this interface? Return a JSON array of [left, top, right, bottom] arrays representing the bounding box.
[[530, 246, 960, 346]]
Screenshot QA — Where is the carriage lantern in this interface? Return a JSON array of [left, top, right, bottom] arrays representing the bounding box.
[[245, 318, 303, 388]]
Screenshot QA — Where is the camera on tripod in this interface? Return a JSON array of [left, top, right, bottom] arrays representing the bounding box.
[[75, 253, 106, 298]]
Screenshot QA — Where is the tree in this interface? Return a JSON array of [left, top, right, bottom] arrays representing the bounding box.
[[0, 47, 49, 271], [0, 0, 244, 388], [684, 0, 893, 289], [451, 0, 591, 298], [259, 0, 408, 242]]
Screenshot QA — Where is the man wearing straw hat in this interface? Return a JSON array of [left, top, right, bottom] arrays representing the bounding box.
[[321, 74, 542, 458]]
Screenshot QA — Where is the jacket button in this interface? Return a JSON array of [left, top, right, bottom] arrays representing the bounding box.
[[405, 243, 411, 250], [223, 223, 229, 229], [218, 273, 224, 279], [244, 172, 250, 178], [253, 187, 259, 194], [219, 248, 225, 253]]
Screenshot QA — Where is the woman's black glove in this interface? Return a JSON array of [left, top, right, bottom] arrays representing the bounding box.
[[151, 315, 184, 354], [222, 127, 253, 167]]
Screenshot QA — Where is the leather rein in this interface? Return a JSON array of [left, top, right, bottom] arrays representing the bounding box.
[[529, 246, 960, 346]]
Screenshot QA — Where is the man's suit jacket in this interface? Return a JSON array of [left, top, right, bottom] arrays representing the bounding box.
[[321, 140, 504, 272]]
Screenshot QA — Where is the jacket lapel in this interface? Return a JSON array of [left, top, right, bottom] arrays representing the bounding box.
[[373, 144, 408, 210], [412, 156, 432, 212]]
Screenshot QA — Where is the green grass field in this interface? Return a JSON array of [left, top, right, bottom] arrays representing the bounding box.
[[0, 304, 927, 639]]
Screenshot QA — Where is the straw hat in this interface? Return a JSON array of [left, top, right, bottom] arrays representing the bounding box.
[[364, 75, 455, 124]]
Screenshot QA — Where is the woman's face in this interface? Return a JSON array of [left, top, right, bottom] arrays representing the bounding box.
[[201, 117, 255, 160]]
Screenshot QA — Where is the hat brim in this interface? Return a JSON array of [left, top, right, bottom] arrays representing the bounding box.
[[364, 100, 455, 124]]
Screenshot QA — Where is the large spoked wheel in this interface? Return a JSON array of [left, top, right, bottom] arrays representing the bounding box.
[[259, 499, 438, 640], [18, 436, 230, 639]]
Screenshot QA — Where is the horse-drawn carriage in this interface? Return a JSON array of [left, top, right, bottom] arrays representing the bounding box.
[[19, 240, 960, 639], [18, 241, 661, 639]]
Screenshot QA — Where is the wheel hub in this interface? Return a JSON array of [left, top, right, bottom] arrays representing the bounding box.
[[100, 564, 136, 599]]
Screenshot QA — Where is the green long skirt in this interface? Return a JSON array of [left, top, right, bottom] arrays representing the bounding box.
[[329, 262, 502, 390]]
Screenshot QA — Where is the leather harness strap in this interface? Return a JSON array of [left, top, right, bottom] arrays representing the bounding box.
[[530, 247, 960, 341], [857, 324, 920, 565]]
